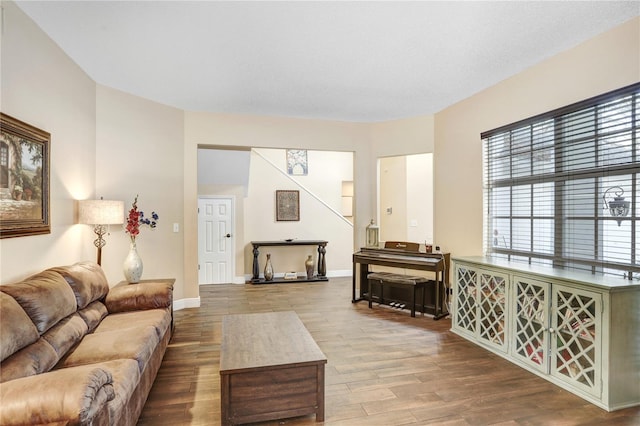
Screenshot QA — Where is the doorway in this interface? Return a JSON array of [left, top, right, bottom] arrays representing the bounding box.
[[378, 153, 433, 245], [198, 196, 235, 284]]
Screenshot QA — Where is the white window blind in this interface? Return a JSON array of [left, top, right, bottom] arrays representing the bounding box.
[[482, 83, 640, 279]]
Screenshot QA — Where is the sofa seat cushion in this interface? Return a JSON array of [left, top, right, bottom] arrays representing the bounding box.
[[51, 261, 109, 309], [0, 292, 39, 362], [0, 270, 77, 334], [57, 326, 160, 373], [0, 363, 114, 425], [0, 338, 58, 383], [95, 308, 171, 339]]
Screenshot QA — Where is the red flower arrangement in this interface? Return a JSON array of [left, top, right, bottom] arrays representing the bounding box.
[[125, 195, 159, 242]]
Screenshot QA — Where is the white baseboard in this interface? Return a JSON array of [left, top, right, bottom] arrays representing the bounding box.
[[327, 269, 352, 277], [173, 297, 200, 311], [243, 269, 352, 282]]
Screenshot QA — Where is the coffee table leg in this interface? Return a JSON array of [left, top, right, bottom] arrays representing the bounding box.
[[316, 364, 325, 422], [221, 374, 230, 426]]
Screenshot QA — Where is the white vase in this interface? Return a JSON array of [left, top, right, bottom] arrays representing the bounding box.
[[123, 241, 143, 283]]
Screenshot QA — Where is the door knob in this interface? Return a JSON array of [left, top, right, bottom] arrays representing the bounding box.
[[225, 234, 232, 238]]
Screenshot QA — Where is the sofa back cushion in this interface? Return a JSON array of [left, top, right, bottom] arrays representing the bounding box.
[[51, 261, 109, 309], [78, 301, 109, 332], [0, 292, 39, 362], [0, 338, 58, 383], [42, 313, 89, 358], [0, 270, 77, 334]]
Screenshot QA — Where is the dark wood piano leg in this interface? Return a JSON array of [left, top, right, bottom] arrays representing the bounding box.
[[411, 286, 416, 317], [433, 271, 449, 320], [352, 262, 358, 303]]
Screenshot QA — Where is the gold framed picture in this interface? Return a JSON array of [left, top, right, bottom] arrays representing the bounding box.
[[0, 113, 50, 238]]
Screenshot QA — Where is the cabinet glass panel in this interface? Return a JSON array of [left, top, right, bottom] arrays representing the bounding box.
[[512, 277, 549, 372], [478, 272, 507, 351], [455, 266, 477, 335], [552, 286, 601, 396]]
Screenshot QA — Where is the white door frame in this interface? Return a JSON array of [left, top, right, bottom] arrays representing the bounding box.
[[198, 195, 236, 284]]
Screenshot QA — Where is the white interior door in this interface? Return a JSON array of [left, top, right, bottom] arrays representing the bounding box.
[[198, 196, 234, 284]]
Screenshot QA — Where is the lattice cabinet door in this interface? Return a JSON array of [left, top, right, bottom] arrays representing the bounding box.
[[511, 276, 550, 373], [453, 265, 478, 337], [550, 284, 602, 397], [477, 271, 509, 352]]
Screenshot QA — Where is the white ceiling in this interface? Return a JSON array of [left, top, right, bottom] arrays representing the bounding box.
[[15, 1, 640, 122]]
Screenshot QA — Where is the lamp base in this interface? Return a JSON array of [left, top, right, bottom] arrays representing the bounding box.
[[93, 224, 107, 266]]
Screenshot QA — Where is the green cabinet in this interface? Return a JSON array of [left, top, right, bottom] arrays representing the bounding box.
[[452, 257, 639, 412]]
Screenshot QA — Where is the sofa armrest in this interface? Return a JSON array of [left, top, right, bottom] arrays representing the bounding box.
[[105, 281, 173, 314], [0, 365, 114, 425]]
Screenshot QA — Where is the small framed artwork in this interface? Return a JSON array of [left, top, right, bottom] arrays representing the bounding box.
[[276, 190, 300, 221], [286, 149, 308, 175], [0, 113, 51, 238]]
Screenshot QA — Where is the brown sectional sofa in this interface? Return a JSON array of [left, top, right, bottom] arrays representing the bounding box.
[[0, 261, 173, 425]]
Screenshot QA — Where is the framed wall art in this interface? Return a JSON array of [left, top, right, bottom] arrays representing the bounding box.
[[286, 149, 308, 175], [275, 190, 299, 221], [0, 113, 50, 238]]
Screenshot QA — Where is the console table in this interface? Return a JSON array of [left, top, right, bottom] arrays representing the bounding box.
[[251, 240, 328, 284]]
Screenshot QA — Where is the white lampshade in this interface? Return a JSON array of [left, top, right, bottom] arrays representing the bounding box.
[[78, 199, 124, 225]]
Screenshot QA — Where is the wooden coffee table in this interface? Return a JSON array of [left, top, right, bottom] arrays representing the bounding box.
[[220, 311, 327, 425]]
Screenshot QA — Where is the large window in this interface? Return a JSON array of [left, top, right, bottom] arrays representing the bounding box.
[[482, 83, 640, 279]]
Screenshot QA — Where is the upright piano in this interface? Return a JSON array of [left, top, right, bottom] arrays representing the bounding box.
[[352, 247, 450, 319]]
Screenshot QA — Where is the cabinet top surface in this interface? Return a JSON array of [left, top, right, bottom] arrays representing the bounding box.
[[220, 311, 327, 373], [453, 256, 640, 291]]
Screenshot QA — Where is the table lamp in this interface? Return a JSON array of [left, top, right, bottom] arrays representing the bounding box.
[[78, 198, 124, 265]]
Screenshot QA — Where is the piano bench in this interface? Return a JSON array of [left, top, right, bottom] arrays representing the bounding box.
[[367, 272, 431, 317]]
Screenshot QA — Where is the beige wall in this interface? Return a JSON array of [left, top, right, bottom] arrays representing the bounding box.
[[371, 115, 435, 157], [0, 1, 96, 283], [434, 17, 640, 259], [95, 86, 186, 298]]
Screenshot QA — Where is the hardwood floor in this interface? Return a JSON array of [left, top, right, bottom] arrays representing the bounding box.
[[139, 277, 640, 425]]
